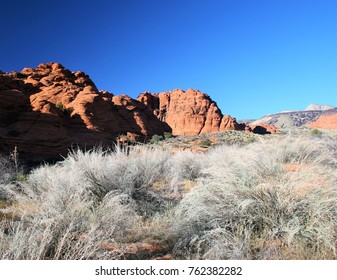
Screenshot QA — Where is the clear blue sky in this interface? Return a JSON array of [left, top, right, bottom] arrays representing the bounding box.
[[1, 0, 336, 119]]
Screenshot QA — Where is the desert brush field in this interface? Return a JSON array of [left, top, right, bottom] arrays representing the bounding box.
[[0, 130, 336, 260]]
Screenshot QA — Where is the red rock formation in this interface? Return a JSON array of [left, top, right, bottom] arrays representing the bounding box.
[[1, 62, 254, 163], [307, 111, 337, 129], [0, 63, 170, 163], [138, 89, 247, 136], [250, 123, 279, 134]]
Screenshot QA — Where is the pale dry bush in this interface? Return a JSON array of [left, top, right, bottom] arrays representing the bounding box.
[[0, 155, 15, 184], [0, 145, 201, 259], [173, 136, 337, 259], [164, 151, 207, 199], [65, 145, 175, 215], [169, 151, 205, 181], [1, 135, 336, 260], [0, 162, 120, 259]]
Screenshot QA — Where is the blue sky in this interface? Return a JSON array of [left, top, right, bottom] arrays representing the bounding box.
[[1, 0, 336, 119]]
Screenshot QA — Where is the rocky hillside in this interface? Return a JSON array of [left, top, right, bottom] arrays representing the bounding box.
[[0, 62, 254, 163], [251, 105, 336, 128], [0, 63, 170, 163], [138, 90, 248, 136], [307, 108, 337, 129], [305, 104, 336, 111]]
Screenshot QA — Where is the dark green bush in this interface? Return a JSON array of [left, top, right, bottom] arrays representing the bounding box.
[[150, 135, 164, 144], [164, 132, 173, 139], [311, 128, 322, 136], [199, 138, 212, 148]]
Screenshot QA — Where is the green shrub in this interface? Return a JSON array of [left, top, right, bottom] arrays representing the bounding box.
[[150, 134, 164, 144], [164, 132, 173, 139], [311, 128, 322, 136], [243, 136, 256, 144], [55, 102, 64, 111], [199, 138, 212, 148], [15, 172, 28, 182]]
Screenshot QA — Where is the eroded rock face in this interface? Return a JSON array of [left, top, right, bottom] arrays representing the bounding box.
[[250, 123, 279, 134], [1, 62, 256, 163], [307, 109, 337, 129], [138, 89, 247, 136], [0, 63, 170, 163]]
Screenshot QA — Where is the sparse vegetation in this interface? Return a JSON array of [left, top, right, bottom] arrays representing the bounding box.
[[10, 146, 19, 175], [311, 128, 322, 136], [55, 102, 64, 111], [0, 156, 15, 184], [116, 134, 137, 145], [150, 134, 164, 144], [0, 133, 336, 260], [199, 138, 212, 148], [164, 132, 173, 139], [152, 130, 263, 151]]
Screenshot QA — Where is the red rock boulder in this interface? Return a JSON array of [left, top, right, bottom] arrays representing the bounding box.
[[250, 123, 279, 134]]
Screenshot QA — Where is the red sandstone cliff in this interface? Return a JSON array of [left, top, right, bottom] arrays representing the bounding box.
[[0, 63, 170, 162], [1, 62, 268, 163], [138, 89, 247, 136]]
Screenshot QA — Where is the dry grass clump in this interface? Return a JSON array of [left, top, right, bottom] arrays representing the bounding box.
[[172, 136, 337, 259], [0, 145, 203, 259], [0, 134, 336, 259], [156, 130, 262, 150], [0, 156, 15, 184], [0, 162, 119, 259]]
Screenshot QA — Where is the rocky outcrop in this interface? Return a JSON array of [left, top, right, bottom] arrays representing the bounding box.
[[138, 89, 247, 136], [250, 123, 279, 134], [1, 62, 264, 163], [0, 63, 170, 163], [307, 109, 337, 129]]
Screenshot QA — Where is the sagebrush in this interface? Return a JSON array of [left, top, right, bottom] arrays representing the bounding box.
[[0, 134, 336, 259]]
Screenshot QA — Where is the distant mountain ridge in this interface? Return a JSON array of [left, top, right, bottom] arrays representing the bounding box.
[[251, 105, 336, 128], [305, 104, 336, 111], [307, 108, 337, 129]]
